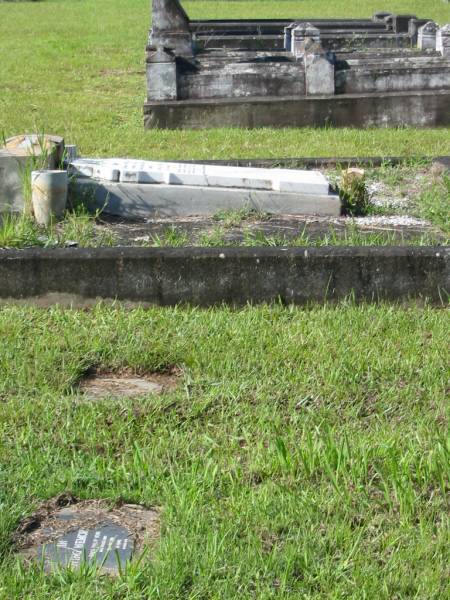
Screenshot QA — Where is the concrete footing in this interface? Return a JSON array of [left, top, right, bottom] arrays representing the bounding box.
[[0, 247, 447, 306]]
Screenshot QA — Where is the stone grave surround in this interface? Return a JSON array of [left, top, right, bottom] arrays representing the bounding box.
[[144, 1, 450, 129], [69, 158, 341, 218]]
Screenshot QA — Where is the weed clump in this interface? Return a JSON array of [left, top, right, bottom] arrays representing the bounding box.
[[340, 168, 370, 216]]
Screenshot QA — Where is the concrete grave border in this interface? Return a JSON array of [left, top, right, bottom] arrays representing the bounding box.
[[0, 246, 448, 306], [144, 90, 450, 130]]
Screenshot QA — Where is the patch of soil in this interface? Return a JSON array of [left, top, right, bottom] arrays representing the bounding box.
[[79, 367, 180, 400], [14, 495, 160, 574]]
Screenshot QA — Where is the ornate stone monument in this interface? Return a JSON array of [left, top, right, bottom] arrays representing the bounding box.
[[144, 1, 450, 129]]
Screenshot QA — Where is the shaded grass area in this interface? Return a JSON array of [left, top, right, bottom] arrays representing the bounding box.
[[0, 304, 449, 597], [0, 0, 449, 159]]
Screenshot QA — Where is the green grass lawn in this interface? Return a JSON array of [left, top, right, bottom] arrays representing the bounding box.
[[0, 2, 449, 597], [0, 0, 449, 159], [0, 304, 449, 598]]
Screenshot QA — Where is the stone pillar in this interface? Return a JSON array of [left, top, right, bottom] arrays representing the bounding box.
[[418, 21, 439, 50], [291, 23, 320, 58], [150, 0, 193, 57], [437, 25, 450, 57], [146, 46, 178, 101]]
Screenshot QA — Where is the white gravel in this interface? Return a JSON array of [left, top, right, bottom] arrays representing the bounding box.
[[351, 215, 430, 227], [367, 181, 409, 209]]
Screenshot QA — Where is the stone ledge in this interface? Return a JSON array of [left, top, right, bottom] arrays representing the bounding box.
[[0, 246, 448, 306]]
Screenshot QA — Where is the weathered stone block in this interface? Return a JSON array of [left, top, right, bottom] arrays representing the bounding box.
[[177, 60, 306, 100], [0, 150, 26, 213], [150, 0, 193, 57], [437, 25, 450, 57], [305, 54, 335, 96], [144, 90, 450, 129], [4, 134, 64, 169], [335, 57, 450, 94], [146, 46, 177, 101], [418, 21, 438, 50], [292, 23, 321, 58]]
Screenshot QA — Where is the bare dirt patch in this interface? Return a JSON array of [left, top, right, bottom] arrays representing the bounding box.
[[79, 367, 180, 400], [14, 494, 160, 574]]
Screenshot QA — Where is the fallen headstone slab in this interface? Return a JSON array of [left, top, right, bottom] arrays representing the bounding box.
[[14, 496, 160, 575], [69, 158, 341, 218], [70, 158, 331, 193]]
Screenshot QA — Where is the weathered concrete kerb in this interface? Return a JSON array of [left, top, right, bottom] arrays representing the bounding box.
[[0, 247, 448, 306]]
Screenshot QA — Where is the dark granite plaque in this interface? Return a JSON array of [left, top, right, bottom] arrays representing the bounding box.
[[37, 523, 133, 573]]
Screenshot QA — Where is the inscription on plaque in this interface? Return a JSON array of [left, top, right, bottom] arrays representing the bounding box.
[[37, 523, 133, 573], [15, 498, 160, 577]]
